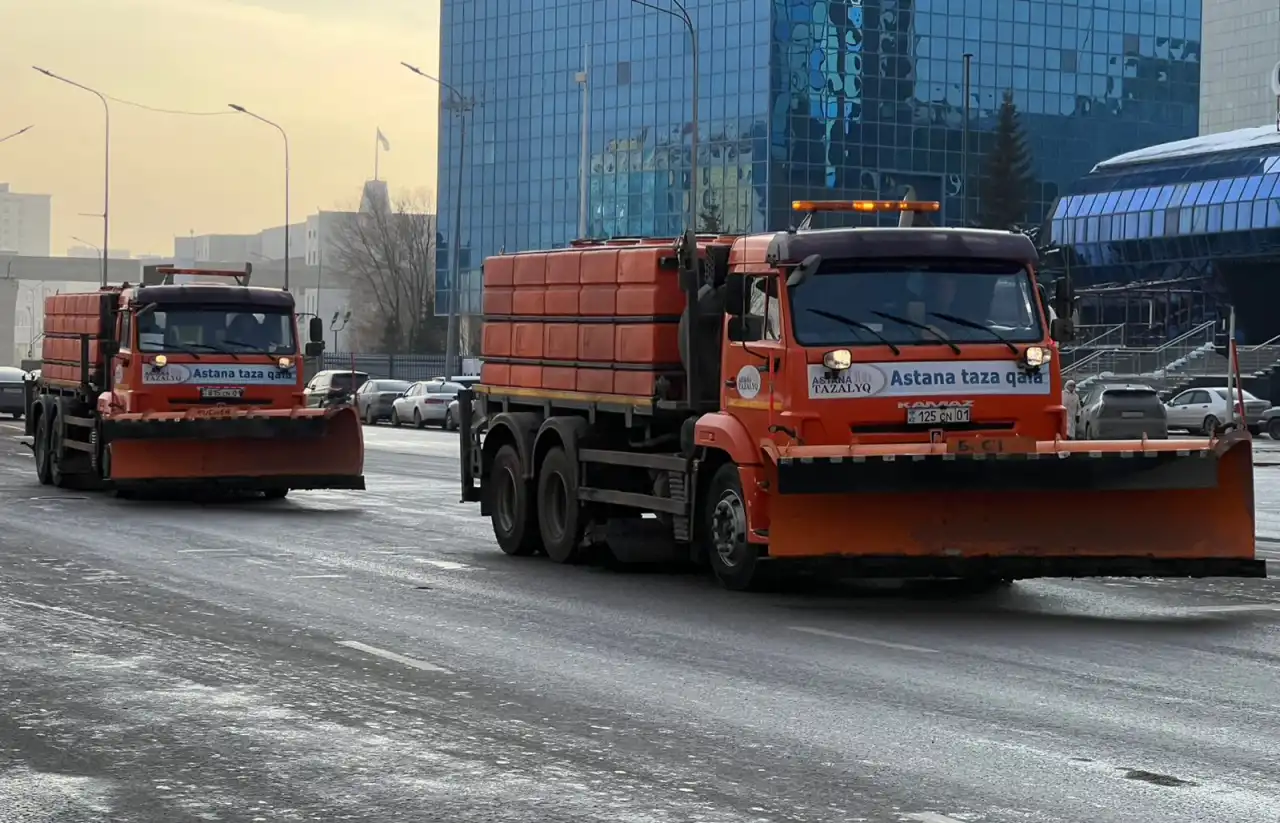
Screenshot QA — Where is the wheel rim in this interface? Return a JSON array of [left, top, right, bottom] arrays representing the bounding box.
[[544, 470, 568, 542], [495, 464, 518, 533], [446, 411, 453, 428], [711, 490, 747, 568], [414, 410, 421, 424]]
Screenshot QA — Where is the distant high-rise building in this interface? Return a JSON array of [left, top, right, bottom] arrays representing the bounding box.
[[436, 0, 1203, 316], [1200, 0, 1280, 134], [0, 183, 52, 256]]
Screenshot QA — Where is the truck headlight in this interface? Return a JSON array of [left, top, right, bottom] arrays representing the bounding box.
[[1020, 346, 1047, 369], [277, 356, 293, 369], [152, 355, 168, 369], [823, 349, 852, 371]]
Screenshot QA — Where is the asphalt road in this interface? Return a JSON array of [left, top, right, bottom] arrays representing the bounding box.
[[2, 420, 1279, 823]]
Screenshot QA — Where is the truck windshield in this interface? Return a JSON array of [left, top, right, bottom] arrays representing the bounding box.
[[137, 307, 297, 355], [788, 260, 1043, 347]]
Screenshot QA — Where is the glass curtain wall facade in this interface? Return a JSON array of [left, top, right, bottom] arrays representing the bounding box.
[[1048, 126, 1280, 345], [436, 0, 1202, 316]]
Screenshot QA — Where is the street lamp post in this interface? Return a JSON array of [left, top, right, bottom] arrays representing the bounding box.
[[401, 61, 476, 379], [33, 66, 109, 287], [631, 0, 698, 232], [0, 125, 34, 144], [229, 104, 291, 291]]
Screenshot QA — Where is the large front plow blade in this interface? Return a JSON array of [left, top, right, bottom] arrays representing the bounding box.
[[765, 434, 1264, 579], [104, 405, 365, 492]]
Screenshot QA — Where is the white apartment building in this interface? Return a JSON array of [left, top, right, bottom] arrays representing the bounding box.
[[0, 183, 52, 256], [1201, 0, 1280, 134]]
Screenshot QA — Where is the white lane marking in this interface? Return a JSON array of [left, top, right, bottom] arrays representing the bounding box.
[[788, 625, 940, 654], [905, 814, 967, 823], [336, 640, 452, 674], [291, 574, 347, 579], [415, 559, 471, 571]]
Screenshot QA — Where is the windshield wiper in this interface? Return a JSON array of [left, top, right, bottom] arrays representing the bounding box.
[[870, 310, 961, 355], [152, 343, 202, 360], [180, 342, 239, 360], [928, 311, 1018, 353], [805, 308, 900, 355]]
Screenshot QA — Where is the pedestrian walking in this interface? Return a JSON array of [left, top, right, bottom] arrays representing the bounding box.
[[1063, 379, 1080, 438]]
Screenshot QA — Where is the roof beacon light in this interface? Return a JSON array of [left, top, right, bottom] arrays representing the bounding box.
[[792, 200, 942, 214]]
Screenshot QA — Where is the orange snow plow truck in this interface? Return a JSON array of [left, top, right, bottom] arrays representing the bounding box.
[[457, 201, 1264, 590], [24, 265, 365, 497]]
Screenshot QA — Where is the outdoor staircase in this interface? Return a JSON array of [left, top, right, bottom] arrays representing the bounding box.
[[1062, 321, 1280, 399]]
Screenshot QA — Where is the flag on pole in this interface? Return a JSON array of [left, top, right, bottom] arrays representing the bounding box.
[[377, 128, 391, 151]]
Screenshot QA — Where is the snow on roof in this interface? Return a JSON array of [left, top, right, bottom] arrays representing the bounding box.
[[1092, 124, 1280, 172]]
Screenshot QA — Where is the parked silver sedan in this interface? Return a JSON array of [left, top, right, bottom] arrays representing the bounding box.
[[1078, 383, 1168, 440], [0, 366, 28, 418], [1165, 386, 1271, 435]]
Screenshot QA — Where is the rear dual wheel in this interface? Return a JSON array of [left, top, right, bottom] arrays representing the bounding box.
[[33, 412, 52, 486], [490, 444, 540, 556], [489, 444, 585, 563]]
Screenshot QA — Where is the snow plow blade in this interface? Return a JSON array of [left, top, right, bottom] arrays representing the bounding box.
[[764, 432, 1264, 579], [103, 405, 365, 492]]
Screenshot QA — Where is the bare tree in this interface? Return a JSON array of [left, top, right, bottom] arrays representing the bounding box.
[[328, 188, 448, 354]]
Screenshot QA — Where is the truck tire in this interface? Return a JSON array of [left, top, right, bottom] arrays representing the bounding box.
[[490, 443, 540, 556], [48, 418, 67, 488], [33, 411, 52, 486], [704, 462, 761, 591], [536, 446, 584, 564]]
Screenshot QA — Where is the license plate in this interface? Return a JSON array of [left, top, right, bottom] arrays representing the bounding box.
[[2, 387, 21, 395], [907, 405, 971, 425], [191, 406, 238, 419], [1121, 411, 1143, 418], [200, 386, 244, 400]]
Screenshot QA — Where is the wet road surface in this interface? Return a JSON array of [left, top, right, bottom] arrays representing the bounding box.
[[1, 421, 1279, 823]]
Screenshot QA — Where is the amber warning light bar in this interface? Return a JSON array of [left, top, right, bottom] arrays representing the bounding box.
[[792, 200, 941, 214]]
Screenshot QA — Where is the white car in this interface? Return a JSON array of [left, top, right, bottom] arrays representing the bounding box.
[[1164, 386, 1271, 435], [390, 379, 469, 428]]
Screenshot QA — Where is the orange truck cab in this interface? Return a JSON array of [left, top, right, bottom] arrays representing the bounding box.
[[459, 201, 1263, 590], [26, 265, 365, 497]]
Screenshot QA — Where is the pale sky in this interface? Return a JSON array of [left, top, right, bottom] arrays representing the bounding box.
[[2, 0, 442, 257]]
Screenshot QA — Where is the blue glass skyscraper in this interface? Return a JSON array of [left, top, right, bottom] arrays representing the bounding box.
[[435, 0, 1201, 315]]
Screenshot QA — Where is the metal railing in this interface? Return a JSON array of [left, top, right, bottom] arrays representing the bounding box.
[[1064, 320, 1217, 378]]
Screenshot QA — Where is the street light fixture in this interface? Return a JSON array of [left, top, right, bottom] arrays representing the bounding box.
[[401, 61, 476, 379], [33, 66, 110, 287], [0, 125, 34, 144], [229, 104, 291, 291], [630, 0, 699, 232], [71, 235, 101, 266]]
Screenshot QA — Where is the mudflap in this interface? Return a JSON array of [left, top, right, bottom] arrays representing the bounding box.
[[764, 436, 1265, 579], [106, 406, 365, 492]]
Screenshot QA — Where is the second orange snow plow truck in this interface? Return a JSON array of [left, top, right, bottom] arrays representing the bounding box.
[[25, 265, 365, 496], [457, 200, 1264, 590]]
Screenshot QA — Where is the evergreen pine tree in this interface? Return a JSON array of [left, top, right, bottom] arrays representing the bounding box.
[[977, 89, 1036, 230]]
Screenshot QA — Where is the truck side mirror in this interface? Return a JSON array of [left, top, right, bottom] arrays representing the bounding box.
[[1053, 277, 1073, 318], [723, 275, 746, 317], [304, 340, 325, 357], [1050, 317, 1075, 343], [309, 316, 324, 343]]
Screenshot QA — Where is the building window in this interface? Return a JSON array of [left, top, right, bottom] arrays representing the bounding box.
[[1060, 50, 1077, 73], [617, 61, 631, 85]]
